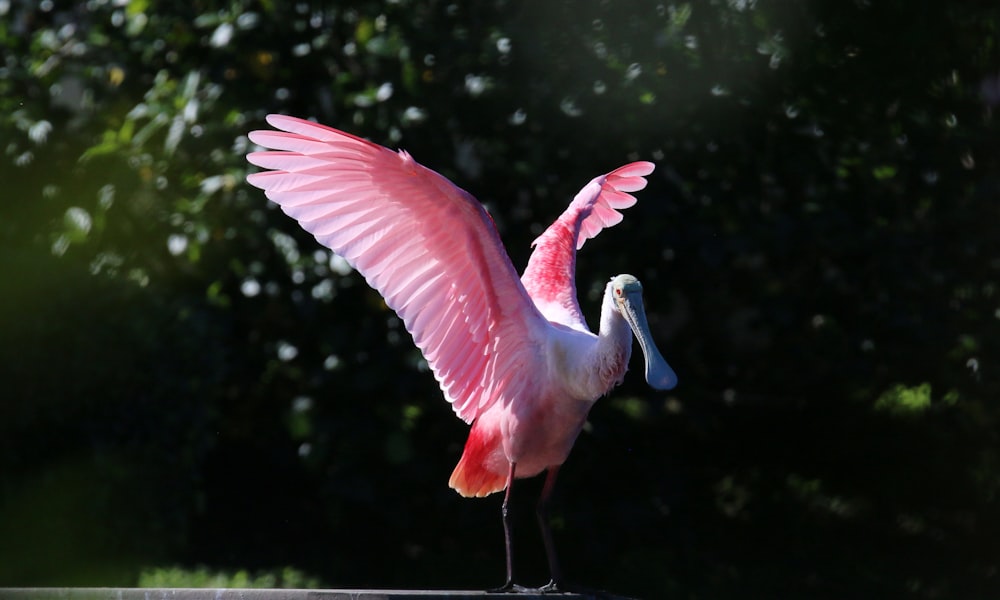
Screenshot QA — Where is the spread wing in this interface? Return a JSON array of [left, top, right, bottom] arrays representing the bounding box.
[[246, 114, 549, 423], [520, 162, 656, 330]]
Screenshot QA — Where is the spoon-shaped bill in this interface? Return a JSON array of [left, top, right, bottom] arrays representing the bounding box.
[[620, 291, 678, 390]]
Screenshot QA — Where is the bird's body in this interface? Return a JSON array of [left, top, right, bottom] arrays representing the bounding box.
[[451, 291, 634, 497], [246, 114, 677, 589]]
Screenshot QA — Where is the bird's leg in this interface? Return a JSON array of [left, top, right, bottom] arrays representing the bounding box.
[[536, 466, 564, 592], [501, 463, 516, 589], [490, 461, 523, 593]]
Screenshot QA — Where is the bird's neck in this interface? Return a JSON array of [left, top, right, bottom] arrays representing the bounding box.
[[592, 283, 634, 391]]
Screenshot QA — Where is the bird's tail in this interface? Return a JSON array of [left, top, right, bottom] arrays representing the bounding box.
[[449, 421, 507, 498]]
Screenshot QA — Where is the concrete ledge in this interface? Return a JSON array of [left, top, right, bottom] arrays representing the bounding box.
[[0, 589, 630, 600]]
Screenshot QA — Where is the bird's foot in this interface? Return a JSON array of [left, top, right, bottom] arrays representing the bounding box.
[[489, 580, 533, 593], [489, 579, 571, 594], [542, 582, 629, 599]]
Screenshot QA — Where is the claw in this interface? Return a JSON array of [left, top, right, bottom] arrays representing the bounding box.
[[488, 581, 533, 593]]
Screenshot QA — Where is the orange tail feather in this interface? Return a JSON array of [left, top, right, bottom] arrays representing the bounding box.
[[449, 420, 507, 498]]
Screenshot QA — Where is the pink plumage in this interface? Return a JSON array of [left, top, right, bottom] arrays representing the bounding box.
[[246, 114, 676, 590]]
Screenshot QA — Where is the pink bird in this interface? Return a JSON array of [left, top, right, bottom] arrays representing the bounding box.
[[246, 114, 677, 591]]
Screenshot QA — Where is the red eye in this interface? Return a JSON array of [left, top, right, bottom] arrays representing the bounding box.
[[616, 289, 622, 296]]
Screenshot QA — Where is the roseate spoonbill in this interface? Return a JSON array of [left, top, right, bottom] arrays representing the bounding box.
[[246, 114, 677, 591]]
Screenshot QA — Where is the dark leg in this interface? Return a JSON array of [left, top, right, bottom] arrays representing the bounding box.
[[490, 462, 521, 592], [536, 466, 563, 592]]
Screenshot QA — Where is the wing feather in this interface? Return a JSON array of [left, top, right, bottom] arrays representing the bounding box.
[[520, 161, 655, 329], [247, 114, 547, 423]]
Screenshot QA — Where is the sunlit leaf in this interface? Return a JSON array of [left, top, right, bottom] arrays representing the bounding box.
[[874, 383, 933, 416], [872, 165, 897, 180], [125, 0, 149, 17]]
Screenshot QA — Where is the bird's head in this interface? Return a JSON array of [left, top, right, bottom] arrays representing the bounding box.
[[609, 274, 678, 390]]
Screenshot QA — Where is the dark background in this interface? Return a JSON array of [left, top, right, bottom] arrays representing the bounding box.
[[2, 1, 999, 598]]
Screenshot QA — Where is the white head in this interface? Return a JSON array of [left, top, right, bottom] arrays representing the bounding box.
[[609, 274, 678, 390]]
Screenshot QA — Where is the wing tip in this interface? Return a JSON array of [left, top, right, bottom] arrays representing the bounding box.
[[260, 114, 387, 151], [628, 160, 656, 176], [609, 160, 655, 179], [264, 113, 309, 130]]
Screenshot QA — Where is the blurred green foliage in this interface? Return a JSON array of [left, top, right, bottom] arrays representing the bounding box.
[[138, 565, 321, 588], [1, 0, 999, 598]]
